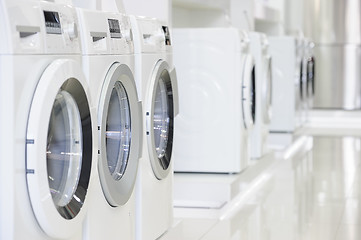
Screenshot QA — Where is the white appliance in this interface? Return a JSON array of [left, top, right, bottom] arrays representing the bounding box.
[[172, 28, 255, 173], [268, 36, 302, 133], [130, 16, 179, 240], [76, 8, 143, 240], [249, 32, 272, 159], [0, 1, 95, 239]]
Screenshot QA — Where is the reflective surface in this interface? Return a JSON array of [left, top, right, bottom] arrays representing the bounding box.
[[313, 45, 361, 109], [163, 135, 361, 239], [304, 0, 361, 44]]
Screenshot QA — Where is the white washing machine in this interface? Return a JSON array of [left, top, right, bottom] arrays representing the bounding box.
[[249, 32, 272, 159], [76, 8, 143, 240], [268, 36, 302, 133], [172, 28, 255, 173], [0, 1, 95, 239], [130, 16, 179, 240]]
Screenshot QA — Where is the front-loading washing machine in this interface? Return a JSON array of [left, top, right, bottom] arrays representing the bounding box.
[[249, 32, 272, 159], [268, 36, 302, 133], [172, 28, 255, 173], [75, 8, 143, 240], [130, 16, 179, 240], [0, 1, 95, 239]]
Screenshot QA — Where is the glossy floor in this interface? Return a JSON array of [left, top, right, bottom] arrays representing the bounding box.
[[162, 135, 361, 240]]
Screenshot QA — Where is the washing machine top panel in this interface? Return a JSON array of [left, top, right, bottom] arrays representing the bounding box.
[[41, 2, 81, 54], [76, 8, 110, 55], [0, 1, 44, 54], [26, 59, 92, 239], [1, 1, 81, 55], [107, 13, 134, 55], [145, 60, 177, 179], [98, 62, 142, 207], [130, 16, 166, 54], [77, 9, 134, 55]]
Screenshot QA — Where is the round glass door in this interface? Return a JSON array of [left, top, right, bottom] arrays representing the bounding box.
[[153, 74, 171, 167], [250, 65, 256, 124], [153, 70, 173, 171], [299, 61, 304, 100], [26, 60, 93, 239], [45, 79, 92, 219], [98, 63, 142, 207], [307, 56, 315, 97], [47, 90, 82, 211], [147, 61, 175, 180], [242, 56, 256, 130], [105, 81, 131, 181]]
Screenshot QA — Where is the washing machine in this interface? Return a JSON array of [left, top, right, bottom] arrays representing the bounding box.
[[0, 1, 95, 239], [130, 16, 178, 240], [75, 8, 143, 240], [172, 28, 255, 173], [268, 36, 302, 133], [248, 32, 272, 159]]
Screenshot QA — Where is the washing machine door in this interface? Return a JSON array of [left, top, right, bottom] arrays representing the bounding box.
[[299, 59, 305, 101], [26, 59, 92, 239], [146, 60, 177, 180], [98, 63, 142, 207], [242, 55, 256, 129], [262, 55, 272, 123], [307, 56, 315, 97]]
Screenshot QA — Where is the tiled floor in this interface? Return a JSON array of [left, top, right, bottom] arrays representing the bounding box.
[[162, 135, 361, 240]]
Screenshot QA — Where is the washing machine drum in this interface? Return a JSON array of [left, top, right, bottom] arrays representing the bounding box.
[[26, 59, 92, 239], [146, 60, 176, 180], [98, 63, 142, 207]]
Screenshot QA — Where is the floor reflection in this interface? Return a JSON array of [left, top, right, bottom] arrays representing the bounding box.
[[201, 136, 361, 240]]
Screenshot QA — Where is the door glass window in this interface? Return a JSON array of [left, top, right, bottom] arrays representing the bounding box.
[[300, 62, 304, 100], [47, 90, 83, 208], [267, 59, 272, 107], [106, 81, 131, 181], [153, 76, 170, 159], [251, 66, 256, 123]]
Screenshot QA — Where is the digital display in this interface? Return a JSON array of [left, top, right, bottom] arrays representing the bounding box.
[[107, 19, 121, 39], [162, 26, 171, 45], [43, 11, 61, 34]]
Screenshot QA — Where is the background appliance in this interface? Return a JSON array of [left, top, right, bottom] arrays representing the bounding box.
[[172, 28, 255, 173], [1, 1, 94, 239], [249, 32, 273, 159], [76, 8, 143, 240], [269, 36, 302, 133], [130, 16, 179, 240], [304, 0, 361, 109]]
